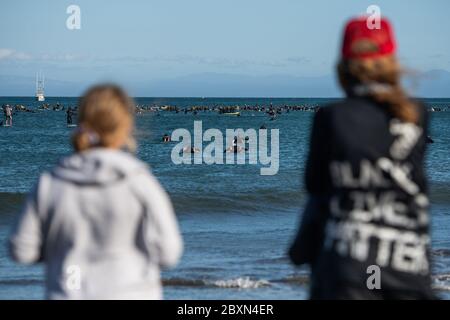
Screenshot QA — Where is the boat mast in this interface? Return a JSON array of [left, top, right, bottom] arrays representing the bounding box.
[[35, 71, 45, 101]]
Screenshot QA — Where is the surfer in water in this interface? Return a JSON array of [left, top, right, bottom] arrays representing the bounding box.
[[66, 107, 74, 125], [183, 146, 200, 153], [9, 84, 183, 299], [162, 133, 171, 143], [225, 137, 247, 153], [4, 104, 12, 126]]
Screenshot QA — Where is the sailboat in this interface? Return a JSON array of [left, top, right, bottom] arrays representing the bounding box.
[[35, 72, 45, 102]]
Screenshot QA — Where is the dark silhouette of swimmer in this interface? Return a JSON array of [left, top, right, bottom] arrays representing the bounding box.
[[183, 146, 200, 153], [426, 136, 434, 144], [66, 107, 74, 125], [224, 137, 248, 153], [162, 134, 171, 143]]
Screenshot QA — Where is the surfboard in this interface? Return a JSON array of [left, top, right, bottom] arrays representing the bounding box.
[[2, 124, 11, 127], [223, 112, 240, 116], [67, 124, 77, 128]]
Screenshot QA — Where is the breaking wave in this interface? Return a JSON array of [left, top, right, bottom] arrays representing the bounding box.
[[163, 277, 270, 289]]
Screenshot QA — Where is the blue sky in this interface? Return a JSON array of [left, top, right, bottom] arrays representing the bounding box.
[[1, 0, 449, 96]]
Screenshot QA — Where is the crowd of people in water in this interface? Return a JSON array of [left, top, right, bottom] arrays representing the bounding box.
[[2, 101, 448, 124], [2, 100, 443, 147], [4, 102, 324, 115]]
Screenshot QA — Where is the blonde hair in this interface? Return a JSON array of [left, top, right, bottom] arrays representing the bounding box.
[[337, 55, 419, 123], [72, 84, 136, 152]]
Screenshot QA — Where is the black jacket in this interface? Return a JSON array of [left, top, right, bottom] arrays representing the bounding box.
[[290, 97, 433, 299]]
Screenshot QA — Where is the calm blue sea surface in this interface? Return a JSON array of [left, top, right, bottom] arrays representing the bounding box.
[[0, 97, 449, 299]]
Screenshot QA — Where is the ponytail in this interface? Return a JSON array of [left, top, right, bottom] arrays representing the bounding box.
[[72, 130, 91, 152], [371, 83, 418, 124], [72, 125, 101, 152]]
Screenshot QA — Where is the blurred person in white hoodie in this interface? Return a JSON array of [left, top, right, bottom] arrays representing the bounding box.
[[9, 84, 183, 300]]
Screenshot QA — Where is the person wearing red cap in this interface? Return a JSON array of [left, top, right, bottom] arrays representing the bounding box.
[[289, 17, 434, 299]]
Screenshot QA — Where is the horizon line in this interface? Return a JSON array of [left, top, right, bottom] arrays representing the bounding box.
[[1, 96, 450, 99]]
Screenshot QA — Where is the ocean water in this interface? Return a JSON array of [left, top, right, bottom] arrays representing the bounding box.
[[0, 97, 449, 300]]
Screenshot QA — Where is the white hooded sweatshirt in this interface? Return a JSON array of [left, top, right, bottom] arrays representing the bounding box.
[[9, 148, 183, 300]]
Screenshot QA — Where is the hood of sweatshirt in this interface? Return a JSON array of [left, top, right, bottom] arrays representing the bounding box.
[[51, 148, 148, 185]]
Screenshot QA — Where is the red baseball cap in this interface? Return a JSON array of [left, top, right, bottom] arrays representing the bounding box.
[[341, 16, 396, 59]]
